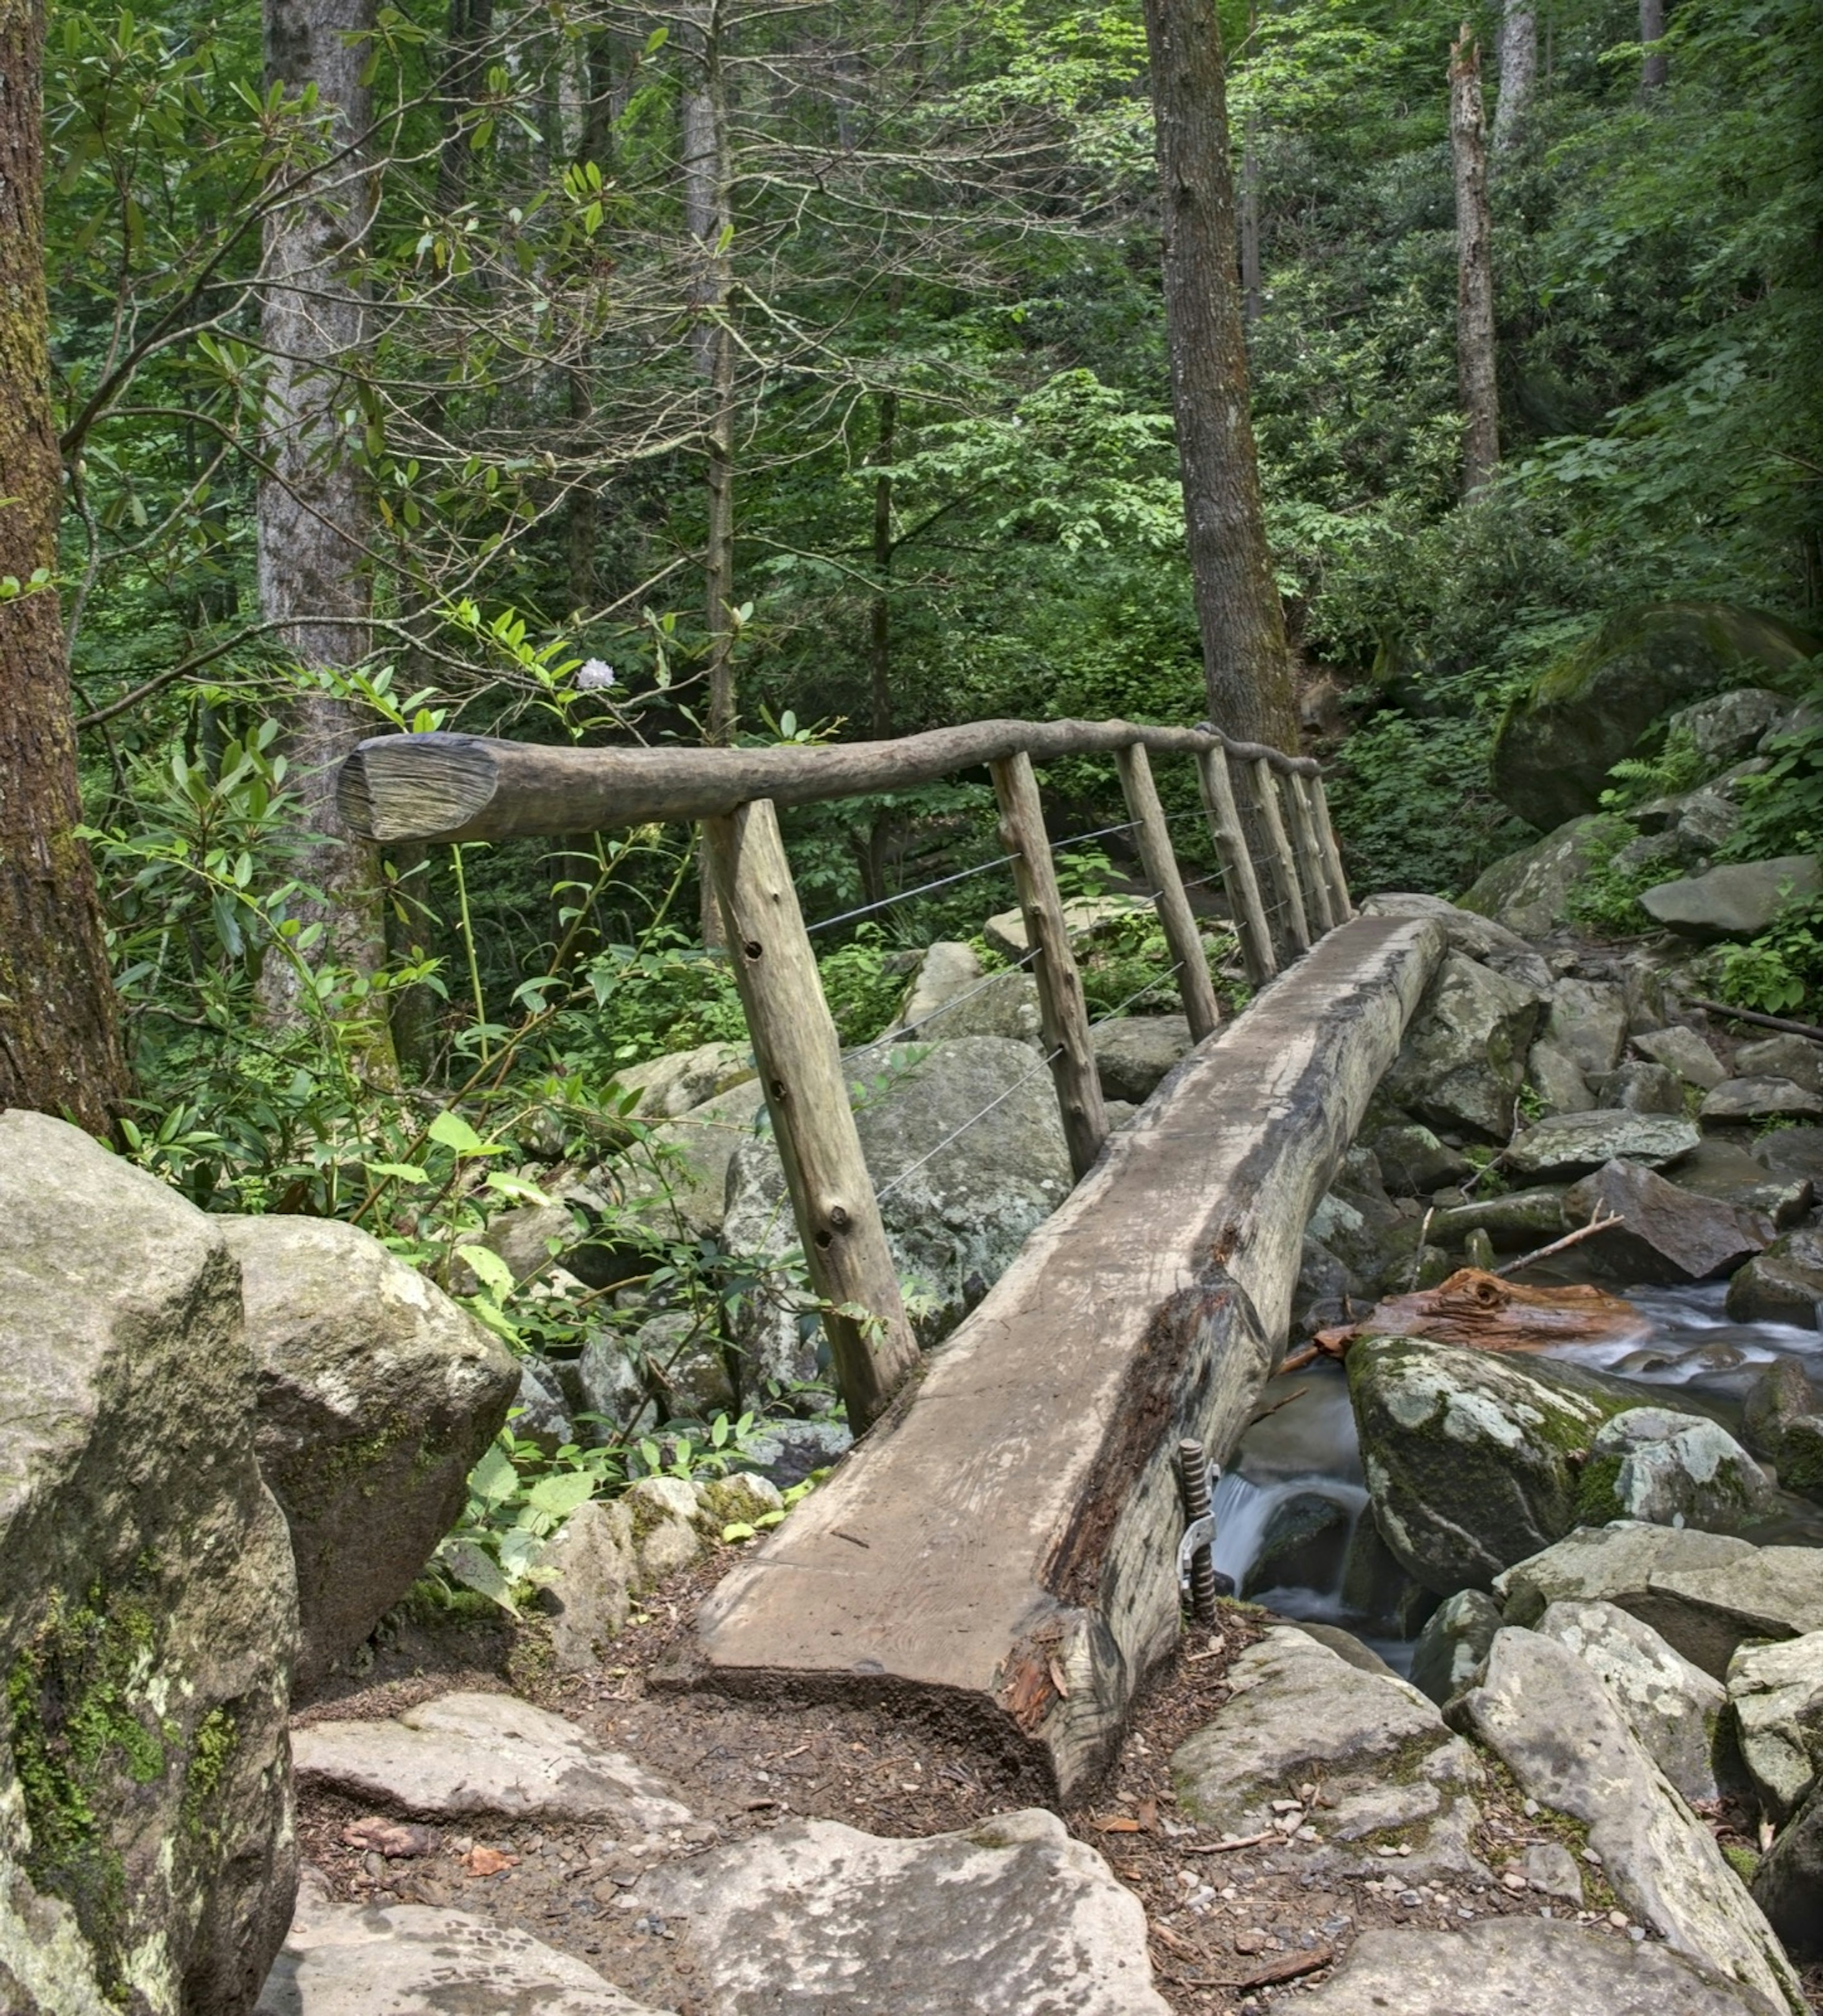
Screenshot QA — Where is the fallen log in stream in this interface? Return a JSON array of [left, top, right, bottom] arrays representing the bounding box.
[[678, 914, 1446, 1795]]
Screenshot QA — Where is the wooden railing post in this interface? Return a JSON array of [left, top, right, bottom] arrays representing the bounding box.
[[703, 798, 920, 1432], [1251, 758, 1311, 956], [1194, 746, 1276, 989], [1115, 743, 1220, 1044], [991, 753, 1107, 1180], [1310, 774, 1354, 921], [1285, 772, 1337, 936]]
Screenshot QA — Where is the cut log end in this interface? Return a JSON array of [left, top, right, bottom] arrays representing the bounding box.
[[338, 732, 501, 842]]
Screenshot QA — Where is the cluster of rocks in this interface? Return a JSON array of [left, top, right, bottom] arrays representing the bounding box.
[[0, 1109, 523, 2013]]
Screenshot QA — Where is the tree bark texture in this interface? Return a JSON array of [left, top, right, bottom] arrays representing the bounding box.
[[1491, 0, 1536, 153], [1638, 0, 1668, 93], [0, 0, 129, 1135], [1450, 27, 1499, 498], [1140, 0, 1297, 752], [259, 0, 392, 1036]]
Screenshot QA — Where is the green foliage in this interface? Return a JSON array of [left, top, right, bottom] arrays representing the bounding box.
[[1565, 817, 1661, 938], [1601, 724, 1706, 811], [1705, 893, 1823, 1018], [1720, 712, 1823, 863]]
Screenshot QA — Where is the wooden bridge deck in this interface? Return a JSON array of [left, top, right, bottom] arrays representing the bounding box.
[[685, 913, 1447, 1793]]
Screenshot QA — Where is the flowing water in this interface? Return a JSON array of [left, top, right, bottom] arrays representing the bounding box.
[[1217, 1283, 1823, 1676]]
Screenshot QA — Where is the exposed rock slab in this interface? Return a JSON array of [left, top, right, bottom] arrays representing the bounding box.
[[1090, 1013, 1195, 1102], [1409, 1589, 1502, 1706], [1701, 1077, 1823, 1123], [1452, 1628, 1799, 2012], [1752, 1780, 1823, 1962], [1535, 1599, 1726, 1805], [1645, 1548, 1823, 1677], [1643, 856, 1823, 941], [292, 1691, 694, 1831], [1347, 1334, 1639, 1593], [636, 1809, 1170, 2015], [1728, 1632, 1823, 1821], [1636, 1025, 1728, 1091], [1585, 1408, 1774, 1529], [1541, 978, 1629, 1079], [1172, 1627, 1484, 1879], [1564, 1159, 1770, 1285], [983, 892, 1153, 959], [1528, 1039, 1596, 1115], [1494, 1522, 1756, 1635], [1458, 816, 1612, 940], [1505, 1108, 1701, 1180], [1726, 1226, 1823, 1328], [1297, 1916, 1776, 2016], [1381, 951, 1542, 1141], [0, 1111, 299, 2016], [1359, 892, 1555, 991], [1753, 1124, 1823, 1185], [612, 1041, 754, 1121], [1735, 1035, 1823, 1096], [693, 915, 1446, 1795], [255, 1875, 667, 2015], [224, 1214, 518, 1690]]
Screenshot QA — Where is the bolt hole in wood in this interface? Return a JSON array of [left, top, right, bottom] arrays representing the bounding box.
[[743, 939, 764, 959]]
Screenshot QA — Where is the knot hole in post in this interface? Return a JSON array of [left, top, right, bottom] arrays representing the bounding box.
[[742, 938, 764, 960]]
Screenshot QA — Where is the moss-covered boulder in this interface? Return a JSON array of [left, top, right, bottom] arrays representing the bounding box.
[[1379, 952, 1544, 1142], [0, 1112, 299, 2015], [1347, 1334, 1645, 1593], [223, 1215, 518, 1692], [1490, 603, 1820, 830], [1457, 815, 1613, 939]]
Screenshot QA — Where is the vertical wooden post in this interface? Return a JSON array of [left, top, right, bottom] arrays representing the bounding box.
[[1310, 774, 1354, 921], [1194, 745, 1276, 989], [1116, 743, 1220, 1043], [703, 799, 920, 1432], [991, 753, 1107, 1180], [1285, 772, 1337, 936], [1251, 758, 1311, 955]]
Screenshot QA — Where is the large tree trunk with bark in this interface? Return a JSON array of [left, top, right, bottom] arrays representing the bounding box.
[[0, 0, 128, 1135], [1450, 26, 1499, 498], [257, 0, 393, 1050], [1491, 0, 1536, 153], [1140, 0, 1297, 751]]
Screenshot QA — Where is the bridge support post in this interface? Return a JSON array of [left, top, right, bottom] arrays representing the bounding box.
[[1311, 774, 1354, 921], [991, 752, 1108, 1180], [1116, 743, 1221, 1044], [702, 798, 920, 1432], [1286, 772, 1338, 935], [1194, 746, 1276, 988], [1252, 757, 1311, 957]]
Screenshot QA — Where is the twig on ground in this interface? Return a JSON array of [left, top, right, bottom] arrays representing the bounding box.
[[1493, 1204, 1622, 1277], [1246, 1385, 1309, 1425], [1277, 1344, 1322, 1375], [1178, 1832, 1276, 1854]]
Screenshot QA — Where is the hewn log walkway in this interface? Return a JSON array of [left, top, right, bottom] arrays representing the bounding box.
[[685, 913, 1447, 1793]]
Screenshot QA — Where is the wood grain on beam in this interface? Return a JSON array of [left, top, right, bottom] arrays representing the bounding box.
[[338, 721, 1321, 844], [685, 913, 1446, 1795]]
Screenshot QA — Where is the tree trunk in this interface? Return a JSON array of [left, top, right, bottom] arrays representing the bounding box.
[[0, 0, 128, 1135], [1491, 0, 1536, 153], [683, 1, 736, 946], [1139, 0, 1297, 751], [1240, 132, 1262, 322], [258, 0, 393, 1053], [1450, 26, 1499, 499], [1638, 0, 1668, 93]]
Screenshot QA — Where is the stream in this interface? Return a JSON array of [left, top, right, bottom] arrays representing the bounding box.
[[1216, 1282, 1823, 1675]]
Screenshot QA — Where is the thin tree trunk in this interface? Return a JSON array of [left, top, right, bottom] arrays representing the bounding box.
[[1140, 0, 1297, 750], [1240, 133, 1262, 322], [258, 0, 394, 1059], [1639, 0, 1668, 93], [0, 0, 128, 1135], [683, 1, 736, 945], [869, 389, 897, 740], [1491, 0, 1536, 153], [1450, 26, 1499, 498]]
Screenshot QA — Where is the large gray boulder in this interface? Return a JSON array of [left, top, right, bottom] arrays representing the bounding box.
[[1527, 1039, 1596, 1115], [1725, 1225, 1823, 1328], [1584, 1408, 1774, 1530], [1635, 1024, 1728, 1090], [1348, 1334, 1638, 1592], [222, 1215, 519, 1691], [1534, 1598, 1727, 1806], [1380, 952, 1543, 1141], [1505, 1108, 1701, 1180], [724, 1036, 1072, 1383], [1735, 1034, 1823, 1096], [1170, 1627, 1484, 1878], [612, 1077, 769, 1243], [1488, 603, 1820, 830], [1298, 1916, 1772, 2016], [1599, 1059, 1687, 1113], [0, 1112, 299, 2016], [1539, 977, 1630, 1079], [1642, 856, 1823, 941], [1753, 1124, 1823, 1184], [1090, 1014, 1194, 1102], [1740, 1357, 1823, 1504], [1701, 1076, 1823, 1123], [635, 1808, 1171, 2015], [1408, 1588, 1502, 1707], [1458, 815, 1612, 939], [1452, 1628, 1801, 2012], [1727, 1632, 1823, 1823], [610, 1038, 753, 1119], [1359, 893, 1555, 991], [1564, 1159, 1771, 1284]]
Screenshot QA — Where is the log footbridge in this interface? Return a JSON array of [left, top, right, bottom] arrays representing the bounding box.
[[340, 719, 1446, 1794]]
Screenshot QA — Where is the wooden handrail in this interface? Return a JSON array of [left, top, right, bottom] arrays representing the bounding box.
[[337, 719, 1322, 844]]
